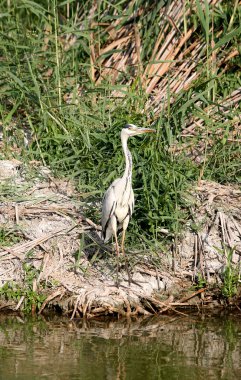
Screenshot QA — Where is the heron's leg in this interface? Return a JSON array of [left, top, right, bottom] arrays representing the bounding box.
[[121, 229, 126, 256], [113, 230, 120, 287], [121, 216, 129, 255], [121, 228, 132, 286], [114, 230, 119, 257]]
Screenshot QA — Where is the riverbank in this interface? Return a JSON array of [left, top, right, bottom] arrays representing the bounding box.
[[0, 159, 240, 317]]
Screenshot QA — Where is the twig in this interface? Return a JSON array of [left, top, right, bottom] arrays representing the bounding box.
[[15, 295, 25, 310], [177, 288, 206, 303], [15, 204, 19, 224], [70, 295, 81, 320], [38, 288, 65, 315], [193, 234, 198, 281]]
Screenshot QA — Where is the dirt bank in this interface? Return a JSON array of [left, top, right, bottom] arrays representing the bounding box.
[[0, 160, 241, 317]]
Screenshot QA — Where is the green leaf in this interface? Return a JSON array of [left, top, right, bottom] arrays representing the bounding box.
[[214, 26, 241, 50]]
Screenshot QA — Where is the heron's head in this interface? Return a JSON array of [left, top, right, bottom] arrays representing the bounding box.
[[121, 124, 156, 137]]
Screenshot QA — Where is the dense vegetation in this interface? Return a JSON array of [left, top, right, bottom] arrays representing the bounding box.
[[0, 0, 240, 250]]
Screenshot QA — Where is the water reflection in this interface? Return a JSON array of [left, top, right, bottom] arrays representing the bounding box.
[[0, 313, 241, 380]]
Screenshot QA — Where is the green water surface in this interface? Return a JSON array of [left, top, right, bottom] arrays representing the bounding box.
[[0, 313, 241, 380]]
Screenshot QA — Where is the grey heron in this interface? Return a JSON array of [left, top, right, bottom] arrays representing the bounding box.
[[101, 124, 155, 259]]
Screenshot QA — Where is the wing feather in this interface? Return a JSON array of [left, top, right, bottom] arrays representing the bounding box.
[[101, 179, 119, 240], [129, 188, 134, 216]]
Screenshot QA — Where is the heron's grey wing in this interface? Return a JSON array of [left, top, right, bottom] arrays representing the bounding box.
[[129, 188, 134, 216], [101, 179, 119, 240]]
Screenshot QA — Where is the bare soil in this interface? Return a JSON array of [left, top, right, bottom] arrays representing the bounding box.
[[0, 159, 241, 317]]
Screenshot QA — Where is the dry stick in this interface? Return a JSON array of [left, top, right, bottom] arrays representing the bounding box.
[[99, 36, 130, 56], [172, 59, 199, 93], [36, 253, 50, 284], [96, 24, 131, 84], [219, 212, 227, 264], [91, 306, 108, 315], [70, 295, 81, 320], [176, 288, 206, 304], [146, 31, 178, 86], [197, 233, 205, 280], [167, 60, 193, 93], [96, 50, 122, 85], [147, 27, 194, 94], [0, 245, 24, 261], [77, 306, 83, 316], [0, 303, 16, 310], [169, 302, 197, 307], [82, 216, 102, 231], [15, 204, 19, 224], [159, 305, 193, 317], [145, 0, 182, 79], [155, 268, 161, 291], [156, 295, 174, 314], [144, 23, 168, 78], [145, 3, 185, 83], [166, 14, 183, 36], [145, 299, 157, 314], [89, 25, 96, 83], [15, 295, 25, 311], [112, 42, 135, 85], [193, 234, 198, 282], [38, 288, 65, 315], [134, 23, 144, 86], [25, 206, 76, 216], [149, 297, 191, 317], [82, 299, 90, 317], [0, 226, 79, 262], [20, 230, 49, 253], [0, 227, 66, 257], [103, 1, 138, 35], [81, 289, 96, 317], [148, 2, 223, 106], [101, 1, 178, 85], [123, 297, 132, 317]]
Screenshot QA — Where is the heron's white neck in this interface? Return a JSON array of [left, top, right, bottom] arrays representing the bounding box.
[[121, 134, 132, 180]]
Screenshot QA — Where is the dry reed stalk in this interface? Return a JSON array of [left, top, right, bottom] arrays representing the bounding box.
[[94, 0, 228, 106], [89, 27, 96, 83], [145, 2, 184, 85], [0, 226, 72, 259], [134, 23, 144, 85], [181, 88, 241, 137], [144, 3, 177, 78], [99, 36, 130, 56]]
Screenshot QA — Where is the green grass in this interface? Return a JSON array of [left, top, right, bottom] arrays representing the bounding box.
[[220, 247, 240, 299], [0, 0, 240, 250]]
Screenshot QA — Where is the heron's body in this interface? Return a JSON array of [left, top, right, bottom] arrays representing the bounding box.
[[101, 124, 155, 257], [102, 176, 134, 242]]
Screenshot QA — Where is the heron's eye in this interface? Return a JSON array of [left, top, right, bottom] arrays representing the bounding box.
[[123, 124, 130, 129]]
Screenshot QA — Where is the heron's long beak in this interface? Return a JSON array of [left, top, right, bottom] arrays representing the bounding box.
[[137, 128, 156, 134]]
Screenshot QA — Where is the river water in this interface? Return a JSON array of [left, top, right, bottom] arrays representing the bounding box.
[[0, 312, 241, 380]]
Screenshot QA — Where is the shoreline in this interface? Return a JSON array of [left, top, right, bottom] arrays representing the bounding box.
[[0, 160, 241, 317]]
